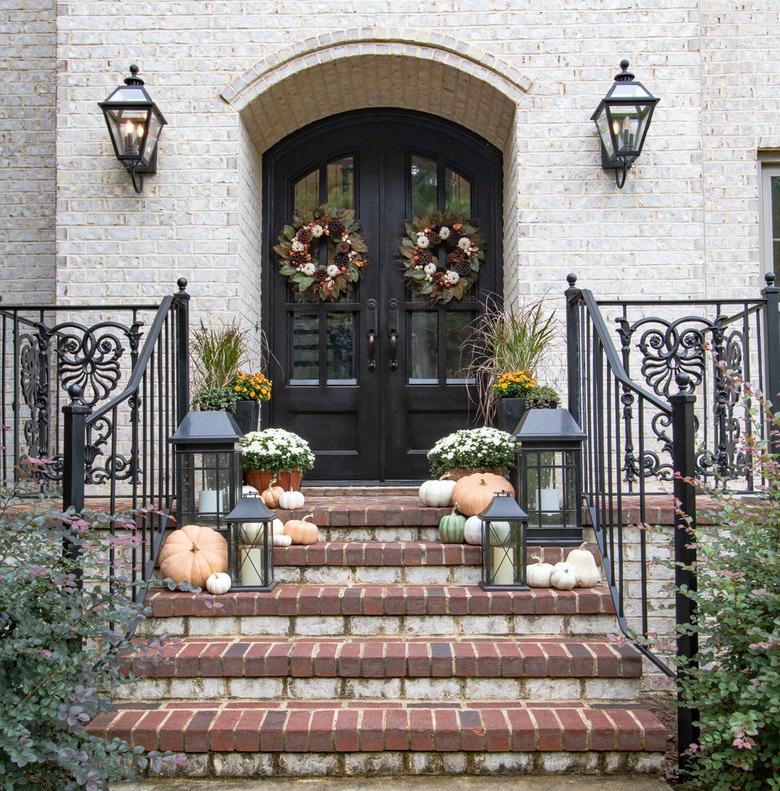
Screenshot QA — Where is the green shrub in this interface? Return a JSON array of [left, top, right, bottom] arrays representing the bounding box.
[[0, 491, 184, 789], [676, 392, 780, 789], [525, 385, 561, 409]]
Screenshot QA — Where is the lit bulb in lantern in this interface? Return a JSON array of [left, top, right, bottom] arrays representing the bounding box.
[[136, 123, 145, 138]]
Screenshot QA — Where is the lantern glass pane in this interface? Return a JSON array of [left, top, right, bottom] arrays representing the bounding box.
[[485, 519, 525, 587], [523, 448, 578, 531], [143, 111, 163, 162], [104, 107, 149, 159], [233, 520, 270, 588], [177, 450, 238, 529], [607, 104, 652, 156], [594, 107, 614, 156]]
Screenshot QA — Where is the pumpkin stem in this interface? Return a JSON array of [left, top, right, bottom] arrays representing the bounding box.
[[190, 542, 199, 553], [532, 550, 544, 564], [578, 541, 588, 550], [302, 513, 314, 523]]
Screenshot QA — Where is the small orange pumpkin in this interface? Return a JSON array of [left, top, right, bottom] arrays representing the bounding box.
[[261, 479, 285, 508], [159, 524, 228, 587], [453, 473, 515, 517], [283, 514, 319, 545]]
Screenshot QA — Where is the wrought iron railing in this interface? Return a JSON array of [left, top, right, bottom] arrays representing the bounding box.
[[1, 279, 190, 608], [61, 279, 190, 606], [566, 271, 780, 768]]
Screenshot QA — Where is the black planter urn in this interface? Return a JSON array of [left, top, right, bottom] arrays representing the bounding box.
[[495, 398, 528, 434], [233, 400, 260, 435]]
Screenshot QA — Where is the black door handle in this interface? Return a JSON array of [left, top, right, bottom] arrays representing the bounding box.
[[367, 299, 377, 371], [388, 298, 399, 371]]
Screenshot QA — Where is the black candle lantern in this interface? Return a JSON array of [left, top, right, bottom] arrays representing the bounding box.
[[513, 408, 586, 546], [225, 497, 277, 592], [479, 492, 529, 591], [170, 411, 242, 533]]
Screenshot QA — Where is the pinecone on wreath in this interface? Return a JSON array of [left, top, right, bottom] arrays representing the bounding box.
[[447, 249, 469, 275], [296, 228, 313, 244], [333, 251, 350, 268], [314, 267, 328, 282], [290, 251, 309, 268], [415, 249, 434, 268], [327, 219, 346, 238]]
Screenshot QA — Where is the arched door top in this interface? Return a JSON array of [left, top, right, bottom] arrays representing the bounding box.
[[222, 32, 529, 152]]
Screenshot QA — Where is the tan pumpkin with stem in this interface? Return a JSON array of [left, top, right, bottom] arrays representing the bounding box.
[[283, 514, 319, 545], [159, 524, 228, 588], [452, 473, 515, 517], [261, 479, 285, 508]]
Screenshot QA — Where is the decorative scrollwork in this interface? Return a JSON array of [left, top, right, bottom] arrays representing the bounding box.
[[52, 320, 142, 407], [85, 413, 135, 485], [629, 316, 716, 399]]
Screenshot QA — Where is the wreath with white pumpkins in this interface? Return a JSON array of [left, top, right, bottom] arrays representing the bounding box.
[[275, 205, 368, 302], [398, 211, 484, 304]]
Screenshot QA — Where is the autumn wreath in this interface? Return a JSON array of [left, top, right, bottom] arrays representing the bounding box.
[[274, 205, 367, 302], [398, 211, 484, 303]]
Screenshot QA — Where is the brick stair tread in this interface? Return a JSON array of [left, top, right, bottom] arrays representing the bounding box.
[[91, 700, 668, 753], [133, 636, 641, 679], [148, 584, 615, 618], [281, 496, 449, 526], [275, 541, 601, 567]]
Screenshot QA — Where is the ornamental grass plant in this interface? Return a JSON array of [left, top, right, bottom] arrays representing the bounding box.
[[674, 381, 780, 789], [463, 296, 557, 423], [0, 487, 183, 789]]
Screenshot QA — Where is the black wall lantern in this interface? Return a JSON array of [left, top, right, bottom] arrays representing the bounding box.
[[170, 411, 242, 533], [513, 408, 586, 546], [98, 65, 167, 193], [591, 60, 659, 188], [479, 492, 529, 591], [225, 497, 277, 592]]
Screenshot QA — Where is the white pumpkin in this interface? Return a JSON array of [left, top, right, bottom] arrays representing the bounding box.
[[550, 562, 578, 590], [272, 533, 292, 547], [526, 552, 554, 588], [205, 572, 232, 595], [418, 479, 456, 507], [463, 515, 483, 545], [241, 517, 285, 544], [278, 490, 305, 510], [566, 542, 601, 587]]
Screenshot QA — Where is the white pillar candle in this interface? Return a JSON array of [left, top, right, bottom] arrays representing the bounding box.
[[540, 488, 560, 512], [240, 546, 265, 586], [491, 546, 515, 586]]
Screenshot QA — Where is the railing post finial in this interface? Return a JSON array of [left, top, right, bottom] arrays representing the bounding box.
[[566, 272, 578, 288], [177, 277, 188, 293], [67, 383, 84, 405], [675, 371, 694, 395]]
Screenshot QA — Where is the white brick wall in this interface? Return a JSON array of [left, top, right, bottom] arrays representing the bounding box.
[[4, 1, 779, 340], [0, 0, 56, 304]]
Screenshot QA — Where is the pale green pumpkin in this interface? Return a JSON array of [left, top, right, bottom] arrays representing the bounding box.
[[438, 507, 467, 543]]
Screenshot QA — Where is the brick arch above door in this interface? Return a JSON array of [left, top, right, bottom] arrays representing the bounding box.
[[221, 30, 531, 151]]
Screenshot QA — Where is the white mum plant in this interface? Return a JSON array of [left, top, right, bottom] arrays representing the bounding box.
[[240, 428, 315, 472], [427, 427, 515, 479]]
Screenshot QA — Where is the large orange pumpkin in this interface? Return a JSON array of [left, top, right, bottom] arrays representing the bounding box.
[[452, 473, 515, 517], [159, 524, 228, 587]]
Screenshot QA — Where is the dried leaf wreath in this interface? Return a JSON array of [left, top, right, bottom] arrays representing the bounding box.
[[275, 205, 367, 302]]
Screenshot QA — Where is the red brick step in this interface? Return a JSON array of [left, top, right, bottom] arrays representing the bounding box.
[[133, 636, 641, 680], [148, 584, 615, 618], [91, 700, 667, 754], [274, 541, 601, 567]]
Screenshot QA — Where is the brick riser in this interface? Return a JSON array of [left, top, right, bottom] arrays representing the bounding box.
[[90, 701, 666, 777]]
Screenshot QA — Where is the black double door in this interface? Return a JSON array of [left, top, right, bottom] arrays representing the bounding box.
[[263, 110, 503, 482]]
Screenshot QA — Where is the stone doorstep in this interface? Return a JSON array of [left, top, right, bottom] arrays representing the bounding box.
[[148, 585, 615, 619], [130, 637, 641, 680], [274, 542, 602, 567], [90, 700, 668, 755]]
